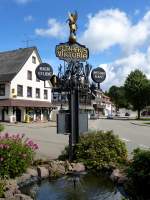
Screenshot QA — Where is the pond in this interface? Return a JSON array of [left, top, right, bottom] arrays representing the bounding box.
[[22, 174, 124, 200]]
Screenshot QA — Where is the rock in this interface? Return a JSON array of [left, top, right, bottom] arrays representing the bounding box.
[[4, 190, 13, 199], [65, 161, 73, 171], [117, 176, 128, 184], [37, 166, 49, 178], [49, 161, 66, 176], [26, 168, 38, 177], [110, 168, 128, 185], [110, 169, 121, 182], [16, 173, 31, 185], [5, 179, 18, 191], [14, 194, 33, 200], [72, 163, 85, 172]]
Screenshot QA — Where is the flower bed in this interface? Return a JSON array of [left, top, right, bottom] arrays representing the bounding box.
[[0, 133, 38, 178]]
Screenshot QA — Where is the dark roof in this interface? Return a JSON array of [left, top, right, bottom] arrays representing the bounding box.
[[0, 47, 39, 82], [0, 99, 53, 108]]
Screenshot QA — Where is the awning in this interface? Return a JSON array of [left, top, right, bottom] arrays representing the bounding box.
[[0, 99, 53, 108]]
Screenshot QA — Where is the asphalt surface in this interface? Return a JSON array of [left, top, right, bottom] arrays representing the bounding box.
[[89, 119, 150, 155], [1, 119, 150, 159]]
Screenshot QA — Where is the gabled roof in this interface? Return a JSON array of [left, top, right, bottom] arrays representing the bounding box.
[[0, 47, 41, 82]]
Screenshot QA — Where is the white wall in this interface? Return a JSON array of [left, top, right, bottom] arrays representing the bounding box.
[[10, 50, 52, 102]]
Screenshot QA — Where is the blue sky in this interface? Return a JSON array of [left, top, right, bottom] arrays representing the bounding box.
[[1, 0, 150, 90]]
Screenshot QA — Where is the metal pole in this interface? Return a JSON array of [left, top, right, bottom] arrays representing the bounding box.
[[69, 88, 79, 161]]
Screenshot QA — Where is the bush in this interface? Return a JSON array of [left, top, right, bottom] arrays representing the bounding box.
[[126, 148, 150, 199], [75, 130, 127, 171], [0, 133, 38, 178], [0, 124, 4, 133], [58, 145, 69, 160], [0, 179, 5, 197]]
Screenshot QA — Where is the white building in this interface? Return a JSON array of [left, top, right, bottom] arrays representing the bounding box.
[[0, 47, 53, 123], [92, 89, 114, 116]]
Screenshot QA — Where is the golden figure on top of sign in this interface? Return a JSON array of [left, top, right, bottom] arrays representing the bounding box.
[[67, 11, 78, 43]]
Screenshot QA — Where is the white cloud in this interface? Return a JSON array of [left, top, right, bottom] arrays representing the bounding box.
[[15, 0, 32, 4], [24, 15, 34, 22], [80, 9, 150, 54], [80, 9, 130, 53], [35, 18, 68, 39], [101, 50, 150, 90]]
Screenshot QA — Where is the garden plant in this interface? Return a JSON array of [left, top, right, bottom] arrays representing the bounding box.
[[0, 133, 38, 178]]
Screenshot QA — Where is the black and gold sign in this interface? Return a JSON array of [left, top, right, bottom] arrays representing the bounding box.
[[55, 42, 89, 62]]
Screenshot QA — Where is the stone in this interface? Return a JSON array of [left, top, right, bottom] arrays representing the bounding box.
[[37, 166, 49, 178], [117, 176, 128, 184], [26, 168, 38, 177], [14, 194, 33, 200], [49, 161, 66, 176], [65, 160, 73, 171], [72, 163, 85, 172], [16, 173, 31, 185], [4, 190, 13, 199], [110, 168, 127, 184], [5, 179, 18, 191]]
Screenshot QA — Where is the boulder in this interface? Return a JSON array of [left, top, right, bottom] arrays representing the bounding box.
[[37, 166, 49, 178], [49, 161, 66, 176], [72, 163, 85, 172], [14, 194, 33, 200], [26, 168, 38, 177], [16, 173, 31, 185], [110, 168, 128, 184]]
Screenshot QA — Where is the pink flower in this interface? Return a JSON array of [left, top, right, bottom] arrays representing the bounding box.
[[5, 133, 9, 138], [0, 144, 4, 149], [0, 157, 4, 161]]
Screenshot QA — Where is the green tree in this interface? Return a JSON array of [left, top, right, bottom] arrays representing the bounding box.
[[124, 69, 150, 119], [108, 85, 128, 111]]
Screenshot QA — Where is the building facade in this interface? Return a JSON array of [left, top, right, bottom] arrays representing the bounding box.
[[0, 47, 52, 123]]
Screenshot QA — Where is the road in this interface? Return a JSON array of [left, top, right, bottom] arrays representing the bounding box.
[[89, 119, 150, 155], [1, 119, 150, 159]]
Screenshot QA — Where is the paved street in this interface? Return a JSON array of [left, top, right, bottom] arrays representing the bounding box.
[[89, 119, 150, 155], [1, 119, 150, 159]]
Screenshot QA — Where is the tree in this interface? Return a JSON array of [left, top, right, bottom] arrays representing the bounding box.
[[124, 69, 150, 119], [108, 85, 129, 111]]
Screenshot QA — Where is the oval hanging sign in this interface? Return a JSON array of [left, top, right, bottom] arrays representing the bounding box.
[[35, 63, 53, 81], [91, 67, 106, 83]]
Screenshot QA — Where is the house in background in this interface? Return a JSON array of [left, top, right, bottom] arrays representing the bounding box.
[[0, 47, 53, 123], [92, 89, 114, 116]]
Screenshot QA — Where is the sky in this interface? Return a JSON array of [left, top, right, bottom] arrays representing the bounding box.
[[1, 0, 150, 90]]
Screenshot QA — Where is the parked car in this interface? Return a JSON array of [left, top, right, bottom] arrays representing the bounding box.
[[107, 114, 113, 119], [125, 112, 130, 116]]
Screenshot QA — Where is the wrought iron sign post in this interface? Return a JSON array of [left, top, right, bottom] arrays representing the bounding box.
[[35, 12, 106, 161]]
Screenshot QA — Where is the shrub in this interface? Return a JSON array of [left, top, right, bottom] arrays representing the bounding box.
[[0, 179, 5, 197], [58, 145, 69, 160], [75, 130, 127, 171], [0, 124, 4, 133], [126, 148, 150, 199], [0, 133, 38, 178]]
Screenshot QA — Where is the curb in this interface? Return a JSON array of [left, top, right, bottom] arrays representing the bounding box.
[[131, 122, 150, 127]]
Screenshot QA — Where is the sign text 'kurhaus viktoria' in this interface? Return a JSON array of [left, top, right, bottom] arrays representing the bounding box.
[[55, 42, 89, 62]]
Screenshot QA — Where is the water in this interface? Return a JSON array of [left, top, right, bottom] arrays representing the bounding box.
[[22, 174, 123, 200]]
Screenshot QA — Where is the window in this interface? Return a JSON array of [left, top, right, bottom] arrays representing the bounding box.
[[32, 56, 36, 64], [12, 88, 15, 93], [27, 70, 32, 80], [17, 85, 23, 97], [0, 84, 5, 96], [44, 90, 48, 99], [27, 87, 32, 97], [36, 88, 40, 98]]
